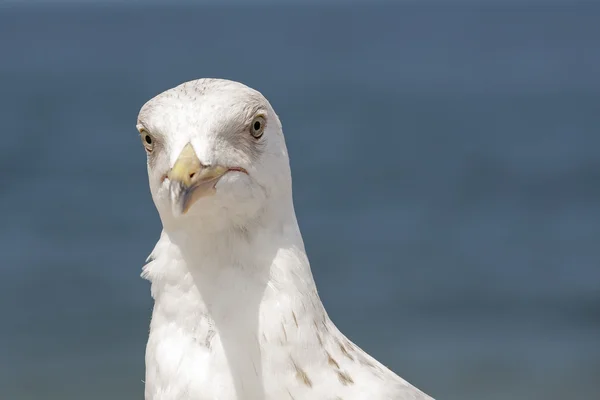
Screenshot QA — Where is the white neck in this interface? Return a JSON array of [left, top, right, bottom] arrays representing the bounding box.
[[143, 195, 331, 399]]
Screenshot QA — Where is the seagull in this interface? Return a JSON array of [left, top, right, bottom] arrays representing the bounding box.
[[136, 78, 434, 400]]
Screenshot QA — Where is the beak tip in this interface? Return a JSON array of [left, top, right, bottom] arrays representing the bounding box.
[[169, 182, 188, 217]]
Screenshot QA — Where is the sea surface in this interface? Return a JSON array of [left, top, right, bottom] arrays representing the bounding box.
[[0, 2, 599, 400]]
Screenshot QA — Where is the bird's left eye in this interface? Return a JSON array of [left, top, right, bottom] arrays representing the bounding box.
[[250, 116, 266, 139]]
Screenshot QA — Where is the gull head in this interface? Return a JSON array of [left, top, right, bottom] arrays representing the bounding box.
[[136, 79, 291, 230]]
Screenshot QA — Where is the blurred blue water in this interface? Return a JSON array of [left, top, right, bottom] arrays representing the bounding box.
[[0, 3, 599, 400]]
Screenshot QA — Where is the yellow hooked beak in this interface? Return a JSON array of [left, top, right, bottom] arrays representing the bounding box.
[[168, 143, 229, 215]]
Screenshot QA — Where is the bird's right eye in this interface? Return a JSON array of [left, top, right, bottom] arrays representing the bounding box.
[[138, 127, 154, 153]]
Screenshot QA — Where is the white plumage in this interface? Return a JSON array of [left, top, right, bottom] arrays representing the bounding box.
[[136, 78, 433, 400]]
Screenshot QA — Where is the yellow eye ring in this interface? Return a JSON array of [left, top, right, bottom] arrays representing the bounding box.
[[137, 126, 154, 153], [250, 115, 266, 139]]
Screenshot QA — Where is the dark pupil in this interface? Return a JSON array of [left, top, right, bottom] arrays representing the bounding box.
[[145, 135, 152, 144], [253, 121, 261, 131]]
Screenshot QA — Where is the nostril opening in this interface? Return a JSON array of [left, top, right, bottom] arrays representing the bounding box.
[[189, 172, 196, 179]]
